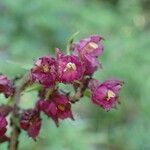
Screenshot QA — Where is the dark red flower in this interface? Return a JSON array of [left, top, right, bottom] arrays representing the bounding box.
[[56, 50, 83, 83], [71, 35, 103, 75], [31, 56, 57, 88], [20, 109, 41, 138], [37, 93, 74, 126], [0, 115, 7, 137], [0, 75, 14, 98], [91, 79, 123, 111], [71, 35, 103, 58]]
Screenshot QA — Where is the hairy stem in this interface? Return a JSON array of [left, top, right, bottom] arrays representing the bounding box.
[[9, 73, 30, 150], [8, 123, 20, 150]]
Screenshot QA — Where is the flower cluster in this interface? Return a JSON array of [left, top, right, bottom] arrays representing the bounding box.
[[0, 34, 123, 141]]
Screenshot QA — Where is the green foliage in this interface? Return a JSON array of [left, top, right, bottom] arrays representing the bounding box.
[[0, 0, 150, 149]]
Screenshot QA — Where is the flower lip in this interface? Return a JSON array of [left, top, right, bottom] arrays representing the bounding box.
[[64, 62, 77, 72]]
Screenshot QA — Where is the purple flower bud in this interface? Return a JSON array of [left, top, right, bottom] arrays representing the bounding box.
[[0, 75, 14, 98], [20, 109, 41, 139], [56, 50, 83, 83], [91, 79, 123, 111], [37, 93, 74, 126], [0, 115, 7, 137], [31, 56, 57, 88]]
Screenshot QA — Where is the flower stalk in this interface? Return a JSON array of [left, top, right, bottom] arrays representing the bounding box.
[[0, 34, 123, 150], [9, 73, 30, 150]]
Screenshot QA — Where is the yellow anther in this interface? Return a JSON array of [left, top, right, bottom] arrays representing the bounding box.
[[83, 42, 98, 53], [58, 105, 65, 111], [89, 42, 98, 49], [106, 90, 115, 101], [64, 62, 76, 72], [43, 64, 49, 73]]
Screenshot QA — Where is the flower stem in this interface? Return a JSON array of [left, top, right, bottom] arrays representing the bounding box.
[[8, 73, 30, 150], [70, 78, 90, 103], [66, 31, 79, 55]]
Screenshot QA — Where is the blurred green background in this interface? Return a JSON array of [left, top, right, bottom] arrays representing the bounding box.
[[0, 0, 150, 149]]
